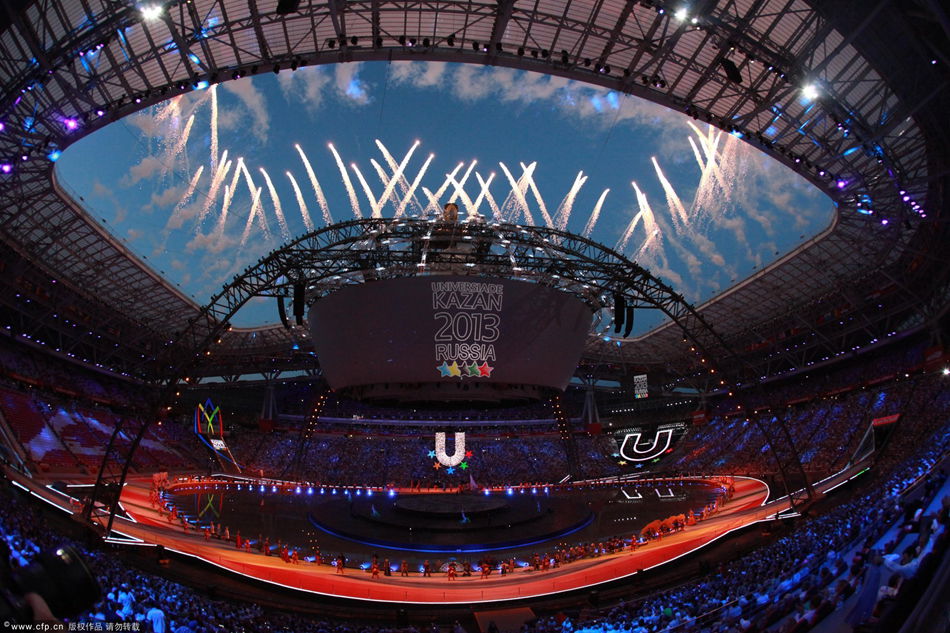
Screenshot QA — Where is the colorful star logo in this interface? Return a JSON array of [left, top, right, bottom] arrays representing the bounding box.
[[478, 362, 494, 377], [459, 462, 469, 470], [465, 362, 481, 377], [433, 462, 442, 470], [427, 450, 436, 458], [437, 362, 453, 377], [446, 467, 455, 474], [464, 450, 473, 459], [448, 361, 462, 377]]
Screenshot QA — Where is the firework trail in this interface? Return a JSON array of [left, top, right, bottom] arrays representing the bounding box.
[[210, 85, 219, 174], [240, 186, 266, 248], [369, 159, 407, 214], [421, 163, 464, 216], [173, 113, 195, 156], [498, 162, 535, 225], [374, 140, 421, 217], [213, 157, 244, 235], [396, 153, 435, 218], [616, 212, 644, 254], [472, 172, 498, 219], [651, 156, 689, 230], [520, 161, 554, 228], [164, 166, 204, 232], [286, 171, 315, 232], [630, 182, 661, 260], [447, 160, 477, 205], [583, 189, 610, 238], [445, 168, 478, 217], [350, 163, 381, 218], [259, 167, 291, 241], [196, 151, 231, 229], [328, 143, 362, 218], [555, 171, 588, 231], [365, 141, 420, 216], [294, 144, 333, 226], [377, 140, 425, 217]]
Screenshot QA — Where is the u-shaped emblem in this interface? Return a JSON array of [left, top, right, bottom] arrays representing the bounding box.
[[434, 432, 466, 467], [619, 429, 674, 462]]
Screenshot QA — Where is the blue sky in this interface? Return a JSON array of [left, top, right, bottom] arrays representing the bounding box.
[[56, 61, 831, 330]]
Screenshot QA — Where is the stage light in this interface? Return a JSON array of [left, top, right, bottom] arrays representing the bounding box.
[[320, 488, 325, 494], [388, 489, 395, 498], [295, 486, 301, 494], [63, 118, 79, 131], [507, 488, 514, 496], [484, 489, 490, 496], [332, 489, 337, 495], [801, 84, 819, 101], [674, 7, 688, 21], [140, 4, 164, 21], [366, 489, 373, 497], [942, 368, 948, 376], [271, 486, 277, 492], [531, 488, 537, 494], [259, 485, 265, 492], [836, 179, 848, 189], [48, 150, 61, 162]]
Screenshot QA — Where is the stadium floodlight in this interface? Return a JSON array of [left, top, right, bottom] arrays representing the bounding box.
[[139, 4, 164, 20], [802, 84, 819, 101]]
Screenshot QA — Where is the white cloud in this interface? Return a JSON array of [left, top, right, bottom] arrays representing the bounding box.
[[222, 78, 270, 141], [186, 231, 237, 255], [91, 180, 112, 198], [389, 61, 449, 87], [146, 184, 186, 211], [124, 156, 165, 185], [334, 63, 370, 104], [278, 66, 332, 112]]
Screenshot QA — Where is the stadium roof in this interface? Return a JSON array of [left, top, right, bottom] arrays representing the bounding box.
[[0, 0, 947, 382]]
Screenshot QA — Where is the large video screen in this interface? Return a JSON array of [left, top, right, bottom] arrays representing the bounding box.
[[310, 275, 593, 396]]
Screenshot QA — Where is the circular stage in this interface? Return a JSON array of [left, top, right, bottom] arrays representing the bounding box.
[[393, 494, 509, 515], [113, 475, 775, 605], [165, 480, 722, 559], [312, 492, 594, 551]]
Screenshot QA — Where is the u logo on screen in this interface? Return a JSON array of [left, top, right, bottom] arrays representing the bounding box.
[[434, 432, 466, 467], [619, 429, 674, 462]]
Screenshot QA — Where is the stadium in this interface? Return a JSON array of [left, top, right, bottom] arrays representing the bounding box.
[[0, 1, 947, 632]]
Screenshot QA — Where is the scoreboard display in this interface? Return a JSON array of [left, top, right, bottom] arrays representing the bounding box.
[[633, 374, 649, 399], [310, 275, 593, 402]]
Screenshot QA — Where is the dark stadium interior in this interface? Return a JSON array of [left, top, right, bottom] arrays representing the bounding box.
[[1, 1, 949, 633]]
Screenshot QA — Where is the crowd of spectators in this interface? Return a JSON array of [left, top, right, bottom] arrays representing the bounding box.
[[668, 370, 947, 480], [1, 424, 944, 633], [525, 428, 949, 633], [0, 343, 147, 409], [225, 431, 618, 487]]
